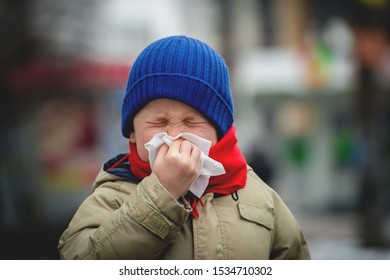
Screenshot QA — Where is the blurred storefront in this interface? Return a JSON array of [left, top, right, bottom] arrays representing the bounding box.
[[233, 0, 390, 250]]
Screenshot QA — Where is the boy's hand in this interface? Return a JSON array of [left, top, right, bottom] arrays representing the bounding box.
[[153, 139, 201, 199]]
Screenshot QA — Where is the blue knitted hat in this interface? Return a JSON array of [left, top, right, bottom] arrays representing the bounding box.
[[121, 35, 234, 138]]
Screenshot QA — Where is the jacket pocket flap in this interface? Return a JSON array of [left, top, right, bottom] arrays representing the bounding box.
[[238, 203, 274, 230]]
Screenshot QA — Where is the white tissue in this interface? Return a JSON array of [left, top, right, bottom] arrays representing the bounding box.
[[144, 132, 226, 198]]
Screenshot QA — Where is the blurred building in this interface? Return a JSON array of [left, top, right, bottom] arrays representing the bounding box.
[[1, 0, 389, 259]]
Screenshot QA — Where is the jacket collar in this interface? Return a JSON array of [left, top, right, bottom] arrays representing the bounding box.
[[103, 154, 140, 184]]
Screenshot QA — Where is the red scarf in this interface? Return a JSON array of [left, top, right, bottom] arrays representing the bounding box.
[[128, 125, 247, 218]]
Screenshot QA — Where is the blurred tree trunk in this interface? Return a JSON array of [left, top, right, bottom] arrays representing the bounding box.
[[356, 60, 389, 247], [217, 0, 234, 68], [0, 0, 34, 227], [348, 0, 390, 247]]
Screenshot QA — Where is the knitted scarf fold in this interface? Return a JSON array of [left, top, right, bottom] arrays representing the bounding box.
[[129, 125, 247, 218]]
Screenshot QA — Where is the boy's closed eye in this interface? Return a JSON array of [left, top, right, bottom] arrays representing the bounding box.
[[185, 120, 207, 127], [145, 118, 207, 127], [146, 120, 168, 127]]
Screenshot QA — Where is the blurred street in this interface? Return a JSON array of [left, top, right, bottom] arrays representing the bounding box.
[[297, 214, 390, 259]]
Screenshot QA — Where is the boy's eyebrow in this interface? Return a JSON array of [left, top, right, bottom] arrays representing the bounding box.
[[183, 115, 207, 122], [145, 112, 167, 119]]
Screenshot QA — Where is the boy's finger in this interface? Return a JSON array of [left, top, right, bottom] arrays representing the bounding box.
[[190, 144, 201, 159], [168, 139, 185, 154], [156, 144, 169, 157], [179, 140, 194, 154]]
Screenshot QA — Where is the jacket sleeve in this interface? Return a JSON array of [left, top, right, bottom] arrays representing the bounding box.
[[269, 190, 311, 260], [58, 173, 192, 259]]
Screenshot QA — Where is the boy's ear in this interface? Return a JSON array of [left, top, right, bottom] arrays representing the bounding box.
[[129, 131, 136, 143]]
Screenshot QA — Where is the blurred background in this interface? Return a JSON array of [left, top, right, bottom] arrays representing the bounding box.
[[0, 0, 389, 259]]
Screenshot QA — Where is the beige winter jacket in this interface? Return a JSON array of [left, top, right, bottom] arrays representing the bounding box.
[[58, 165, 310, 259]]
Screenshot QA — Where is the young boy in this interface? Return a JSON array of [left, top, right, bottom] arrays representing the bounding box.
[[58, 35, 310, 259]]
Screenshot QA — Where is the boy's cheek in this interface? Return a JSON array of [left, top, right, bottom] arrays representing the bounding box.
[[137, 145, 150, 162]]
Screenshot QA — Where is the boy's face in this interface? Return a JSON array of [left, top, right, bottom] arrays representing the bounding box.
[[130, 98, 218, 162]]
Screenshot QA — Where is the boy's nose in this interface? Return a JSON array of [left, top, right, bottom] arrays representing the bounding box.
[[166, 122, 185, 137]]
